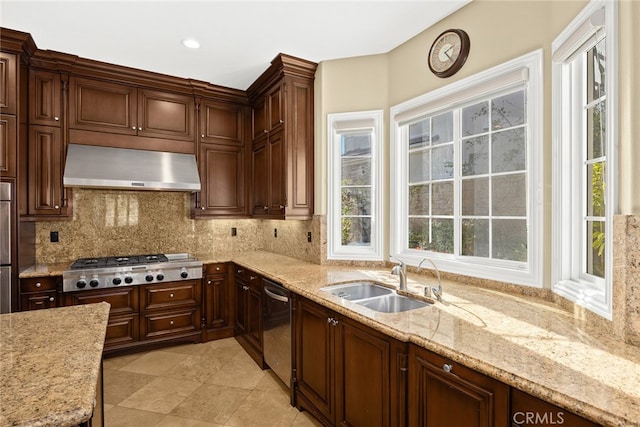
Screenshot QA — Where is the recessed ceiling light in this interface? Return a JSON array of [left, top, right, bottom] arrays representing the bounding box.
[[182, 38, 200, 49]]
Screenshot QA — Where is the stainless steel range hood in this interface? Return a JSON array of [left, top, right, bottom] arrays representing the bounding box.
[[63, 144, 201, 192]]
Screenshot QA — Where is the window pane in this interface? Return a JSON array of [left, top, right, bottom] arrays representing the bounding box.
[[342, 158, 371, 186], [587, 101, 606, 159], [492, 173, 526, 216], [409, 119, 430, 148], [492, 219, 527, 261], [342, 217, 371, 246], [587, 161, 606, 217], [432, 111, 453, 145], [432, 181, 453, 215], [462, 136, 489, 176], [462, 178, 489, 216], [587, 38, 606, 104], [586, 220, 605, 278], [342, 133, 371, 156], [491, 91, 526, 131], [409, 184, 429, 215], [341, 188, 371, 215], [462, 101, 489, 136], [409, 218, 429, 250], [431, 219, 454, 254], [462, 219, 489, 257], [409, 151, 429, 183], [492, 128, 526, 173], [432, 144, 454, 179]]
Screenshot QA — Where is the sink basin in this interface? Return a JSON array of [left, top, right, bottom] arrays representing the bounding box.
[[357, 294, 432, 313], [320, 282, 393, 301]]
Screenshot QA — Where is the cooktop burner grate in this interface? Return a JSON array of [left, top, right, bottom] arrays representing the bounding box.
[[70, 254, 169, 270]]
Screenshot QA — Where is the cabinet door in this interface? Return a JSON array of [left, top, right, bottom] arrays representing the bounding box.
[[200, 101, 244, 146], [336, 317, 393, 427], [409, 344, 509, 427], [0, 114, 16, 177], [268, 85, 283, 132], [0, 52, 17, 114], [204, 274, 228, 329], [20, 292, 57, 310], [69, 77, 137, 135], [251, 137, 269, 216], [29, 69, 61, 126], [246, 281, 262, 350], [28, 125, 63, 215], [198, 143, 245, 216], [268, 130, 286, 215], [138, 89, 195, 141], [295, 297, 335, 424], [234, 277, 249, 335], [252, 98, 267, 139]]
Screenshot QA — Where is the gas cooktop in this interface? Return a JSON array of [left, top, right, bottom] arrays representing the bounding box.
[[62, 253, 203, 292]]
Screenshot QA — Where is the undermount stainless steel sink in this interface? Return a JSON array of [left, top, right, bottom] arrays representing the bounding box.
[[320, 282, 393, 300], [321, 281, 432, 313], [357, 294, 431, 313]]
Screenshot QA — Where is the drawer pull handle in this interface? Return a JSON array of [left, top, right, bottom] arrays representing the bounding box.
[[35, 282, 42, 288], [443, 364, 453, 373]]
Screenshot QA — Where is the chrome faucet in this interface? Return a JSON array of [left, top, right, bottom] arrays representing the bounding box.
[[390, 256, 408, 291], [418, 258, 442, 301]]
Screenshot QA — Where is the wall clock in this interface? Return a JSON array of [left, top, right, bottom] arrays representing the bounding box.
[[427, 29, 470, 78]]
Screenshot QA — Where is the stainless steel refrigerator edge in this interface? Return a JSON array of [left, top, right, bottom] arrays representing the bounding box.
[[1, 182, 12, 313]]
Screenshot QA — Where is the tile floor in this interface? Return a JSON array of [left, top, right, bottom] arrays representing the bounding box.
[[103, 337, 322, 426]]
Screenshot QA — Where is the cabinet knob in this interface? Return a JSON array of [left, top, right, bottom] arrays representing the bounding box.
[[201, 134, 205, 138], [250, 275, 256, 281], [48, 296, 54, 302], [201, 206, 205, 210], [170, 320, 174, 326], [54, 205, 60, 209], [54, 116, 60, 121], [169, 293, 174, 298], [243, 285, 249, 291], [35, 282, 42, 288], [237, 269, 244, 274], [207, 280, 212, 285], [263, 129, 268, 134], [132, 126, 137, 130], [443, 364, 453, 373], [263, 206, 269, 211], [215, 267, 220, 271], [279, 205, 284, 210], [279, 119, 283, 124], [138, 127, 143, 131]]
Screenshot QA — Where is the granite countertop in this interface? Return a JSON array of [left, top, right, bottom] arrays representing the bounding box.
[[222, 251, 640, 427], [20, 252, 640, 426], [0, 303, 110, 427]]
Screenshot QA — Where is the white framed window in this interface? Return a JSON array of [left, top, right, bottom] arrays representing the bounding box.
[[390, 50, 543, 287], [552, 0, 617, 319], [327, 110, 384, 260]]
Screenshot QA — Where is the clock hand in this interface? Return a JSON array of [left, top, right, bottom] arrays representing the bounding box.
[[444, 47, 454, 60]]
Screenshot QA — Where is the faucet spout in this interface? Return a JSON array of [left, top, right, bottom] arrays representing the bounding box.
[[389, 256, 408, 291]]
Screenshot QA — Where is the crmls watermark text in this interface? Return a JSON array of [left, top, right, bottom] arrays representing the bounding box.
[[512, 411, 565, 425]]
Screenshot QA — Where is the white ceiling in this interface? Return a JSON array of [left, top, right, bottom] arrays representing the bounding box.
[[0, 0, 470, 90]]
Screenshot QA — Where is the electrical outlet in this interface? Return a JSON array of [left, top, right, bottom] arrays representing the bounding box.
[[50, 231, 59, 243], [274, 228, 278, 238], [307, 232, 312, 243], [231, 227, 237, 236]]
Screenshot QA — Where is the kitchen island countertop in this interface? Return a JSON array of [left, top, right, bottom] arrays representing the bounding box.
[[0, 302, 110, 426]]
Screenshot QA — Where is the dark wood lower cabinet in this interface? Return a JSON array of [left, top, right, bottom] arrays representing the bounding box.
[[408, 344, 509, 427], [233, 264, 264, 367], [294, 295, 408, 427]]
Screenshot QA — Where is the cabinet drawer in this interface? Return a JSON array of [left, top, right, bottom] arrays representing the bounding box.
[[204, 262, 227, 275], [141, 280, 200, 311], [105, 313, 139, 347], [233, 265, 261, 288], [141, 307, 200, 339], [66, 286, 138, 315], [20, 292, 57, 311], [20, 276, 59, 292]]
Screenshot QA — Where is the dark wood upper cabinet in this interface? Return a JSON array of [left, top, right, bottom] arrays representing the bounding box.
[[0, 114, 17, 177], [194, 99, 249, 218], [247, 54, 316, 220], [0, 52, 17, 115], [27, 125, 68, 216], [29, 69, 61, 126], [68, 76, 195, 153]]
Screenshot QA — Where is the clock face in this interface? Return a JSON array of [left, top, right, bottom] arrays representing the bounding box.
[[428, 29, 470, 78]]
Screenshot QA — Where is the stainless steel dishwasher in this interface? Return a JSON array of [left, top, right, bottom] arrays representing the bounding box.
[[262, 278, 291, 388]]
